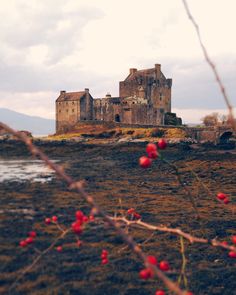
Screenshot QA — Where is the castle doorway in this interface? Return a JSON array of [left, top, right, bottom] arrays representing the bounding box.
[[115, 114, 120, 122]]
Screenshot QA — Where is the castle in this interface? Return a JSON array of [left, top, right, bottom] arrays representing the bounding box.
[[56, 63, 181, 133]]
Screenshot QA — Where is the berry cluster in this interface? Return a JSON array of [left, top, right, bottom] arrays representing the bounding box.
[[44, 210, 94, 251], [101, 249, 109, 265], [139, 139, 167, 169], [228, 235, 236, 258], [127, 208, 141, 219], [139, 256, 170, 280], [45, 215, 58, 224], [19, 231, 36, 247], [71, 210, 95, 235], [216, 192, 230, 204]]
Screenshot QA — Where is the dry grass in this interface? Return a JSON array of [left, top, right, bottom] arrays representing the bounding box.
[[47, 123, 187, 142]]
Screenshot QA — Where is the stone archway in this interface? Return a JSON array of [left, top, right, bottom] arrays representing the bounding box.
[[219, 131, 233, 143]]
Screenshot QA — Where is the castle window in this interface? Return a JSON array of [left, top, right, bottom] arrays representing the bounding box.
[[72, 109, 74, 113], [59, 110, 61, 113], [160, 93, 163, 101], [137, 77, 142, 85], [115, 114, 120, 122], [66, 109, 69, 112]]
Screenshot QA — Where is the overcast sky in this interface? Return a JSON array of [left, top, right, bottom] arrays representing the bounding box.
[[0, 0, 235, 123]]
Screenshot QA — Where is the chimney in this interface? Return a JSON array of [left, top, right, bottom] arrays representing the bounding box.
[[155, 64, 161, 72], [60, 90, 66, 95], [106, 93, 111, 98], [85, 88, 89, 93], [129, 68, 137, 75]]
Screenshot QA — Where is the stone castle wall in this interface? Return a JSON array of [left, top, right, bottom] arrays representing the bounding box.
[[56, 64, 180, 134]]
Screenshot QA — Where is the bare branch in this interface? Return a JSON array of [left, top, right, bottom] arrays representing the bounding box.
[[10, 229, 70, 291], [112, 217, 236, 252], [182, 0, 236, 130]]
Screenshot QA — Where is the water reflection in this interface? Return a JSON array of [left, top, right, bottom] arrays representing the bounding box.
[[0, 159, 56, 182]]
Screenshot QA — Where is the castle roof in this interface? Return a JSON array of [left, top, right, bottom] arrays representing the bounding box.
[[56, 90, 88, 102], [124, 64, 166, 81]]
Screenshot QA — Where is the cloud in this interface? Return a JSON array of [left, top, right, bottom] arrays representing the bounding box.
[[0, 1, 104, 65], [171, 56, 236, 109], [0, 0, 235, 123]]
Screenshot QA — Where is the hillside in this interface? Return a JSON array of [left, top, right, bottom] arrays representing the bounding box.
[[0, 108, 54, 136]]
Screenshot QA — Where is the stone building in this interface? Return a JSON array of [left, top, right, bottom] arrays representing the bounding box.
[[56, 63, 181, 133]]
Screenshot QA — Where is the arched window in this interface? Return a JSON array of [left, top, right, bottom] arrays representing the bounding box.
[[115, 114, 120, 122]]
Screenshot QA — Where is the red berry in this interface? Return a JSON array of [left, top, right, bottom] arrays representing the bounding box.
[[221, 241, 228, 246], [134, 213, 141, 219], [127, 208, 135, 215], [155, 291, 165, 295], [75, 210, 84, 221], [148, 150, 158, 159], [232, 236, 236, 244], [228, 251, 236, 258], [28, 231, 36, 238], [186, 292, 194, 295], [146, 143, 157, 154], [25, 237, 34, 244], [52, 216, 58, 222], [101, 249, 108, 263], [101, 258, 108, 265], [77, 240, 82, 247], [82, 216, 89, 223], [101, 253, 108, 259], [71, 221, 83, 235], [45, 218, 51, 225], [89, 215, 95, 222], [139, 268, 152, 280], [157, 139, 167, 149], [56, 246, 63, 252], [146, 255, 158, 266], [19, 240, 27, 247], [102, 249, 108, 256], [217, 192, 227, 200], [101, 249, 108, 258], [139, 156, 152, 168], [223, 197, 230, 204], [159, 260, 170, 271]]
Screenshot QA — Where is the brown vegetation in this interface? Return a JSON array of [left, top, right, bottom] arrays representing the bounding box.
[[0, 141, 235, 294]]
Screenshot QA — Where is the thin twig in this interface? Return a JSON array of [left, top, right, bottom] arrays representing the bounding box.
[[178, 236, 188, 289], [111, 217, 236, 252], [9, 228, 70, 292], [160, 156, 202, 222], [182, 0, 236, 130]]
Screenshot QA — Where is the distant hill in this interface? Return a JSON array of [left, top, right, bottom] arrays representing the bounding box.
[[0, 108, 55, 136]]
